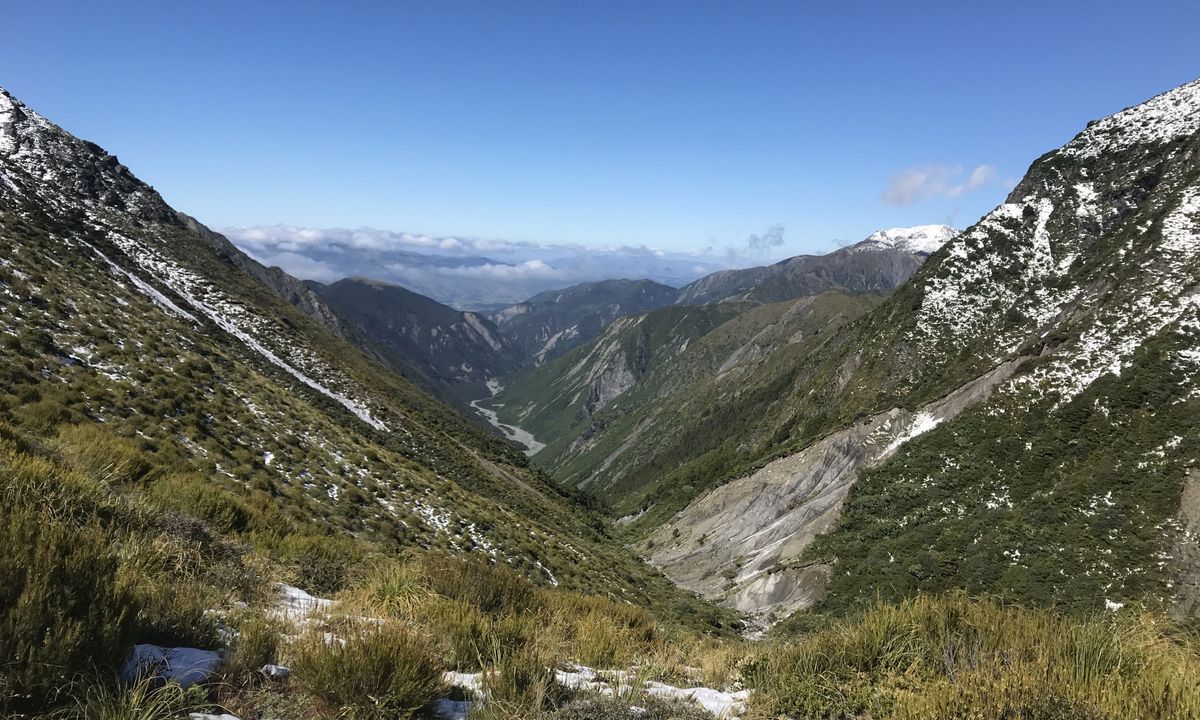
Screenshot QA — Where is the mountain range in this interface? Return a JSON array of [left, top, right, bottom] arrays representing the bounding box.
[[4, 74, 1200, 719]]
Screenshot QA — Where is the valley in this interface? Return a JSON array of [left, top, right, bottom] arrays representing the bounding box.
[[469, 379, 547, 456], [3, 55, 1200, 720]]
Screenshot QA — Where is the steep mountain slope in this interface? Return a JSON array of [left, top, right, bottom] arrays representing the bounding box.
[[588, 78, 1200, 622], [491, 278, 680, 364], [488, 301, 753, 442], [312, 276, 523, 387], [490, 292, 883, 484], [674, 225, 955, 305], [0, 86, 729, 620]]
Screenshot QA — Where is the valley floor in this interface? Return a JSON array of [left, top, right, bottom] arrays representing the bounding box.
[[469, 378, 546, 456]]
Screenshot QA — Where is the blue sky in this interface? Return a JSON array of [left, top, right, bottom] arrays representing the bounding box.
[[3, 1, 1198, 257]]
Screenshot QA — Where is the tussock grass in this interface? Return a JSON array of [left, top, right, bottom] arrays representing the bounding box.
[[50, 677, 206, 720], [220, 608, 283, 682], [290, 624, 446, 719], [744, 592, 1200, 720]]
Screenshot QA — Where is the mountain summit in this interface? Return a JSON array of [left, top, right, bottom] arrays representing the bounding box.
[[856, 223, 956, 254]]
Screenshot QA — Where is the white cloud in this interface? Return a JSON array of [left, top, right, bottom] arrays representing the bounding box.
[[430, 259, 566, 281], [221, 224, 522, 256], [882, 164, 997, 206], [253, 251, 343, 282]]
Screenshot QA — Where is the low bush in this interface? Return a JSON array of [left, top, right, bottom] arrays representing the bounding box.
[[53, 676, 207, 720], [0, 506, 136, 711], [221, 609, 283, 682], [291, 624, 446, 719], [420, 554, 536, 615]]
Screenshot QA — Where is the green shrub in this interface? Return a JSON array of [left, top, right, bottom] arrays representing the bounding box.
[[545, 697, 711, 720], [54, 424, 156, 486], [222, 609, 283, 682], [480, 641, 560, 718], [276, 533, 365, 595], [148, 473, 251, 533], [422, 597, 493, 670], [292, 624, 446, 719], [0, 506, 136, 710], [746, 593, 1200, 720], [343, 558, 431, 618], [420, 554, 536, 615], [116, 537, 221, 649]]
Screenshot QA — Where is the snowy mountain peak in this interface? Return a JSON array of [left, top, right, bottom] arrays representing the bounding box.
[[1061, 75, 1200, 159], [857, 224, 957, 255]]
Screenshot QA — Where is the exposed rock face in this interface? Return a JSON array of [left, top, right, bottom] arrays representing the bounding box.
[[1173, 470, 1200, 617], [642, 359, 1021, 622]]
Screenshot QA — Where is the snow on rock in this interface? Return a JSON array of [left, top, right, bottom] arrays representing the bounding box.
[[274, 583, 334, 622], [1060, 78, 1200, 159], [555, 665, 634, 697], [260, 664, 290, 680], [0, 90, 18, 155], [432, 697, 474, 720], [645, 681, 751, 718], [435, 672, 486, 720], [858, 224, 957, 255], [883, 411, 942, 455], [1009, 185, 1200, 406], [120, 644, 221, 688], [438, 665, 748, 718]]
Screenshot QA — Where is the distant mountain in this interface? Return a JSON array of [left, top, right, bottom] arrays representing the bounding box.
[[312, 277, 524, 386], [674, 225, 956, 305], [490, 279, 681, 364]]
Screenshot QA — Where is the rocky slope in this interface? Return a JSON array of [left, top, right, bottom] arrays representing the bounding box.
[[0, 85, 724, 616], [674, 225, 955, 305], [491, 278, 681, 365]]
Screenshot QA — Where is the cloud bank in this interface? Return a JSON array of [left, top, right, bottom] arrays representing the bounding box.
[[882, 164, 997, 206], [222, 225, 744, 309]]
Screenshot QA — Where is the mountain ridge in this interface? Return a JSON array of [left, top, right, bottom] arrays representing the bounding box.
[[0, 84, 729, 623]]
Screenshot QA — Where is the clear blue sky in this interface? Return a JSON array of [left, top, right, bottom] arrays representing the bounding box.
[[3, 1, 1198, 254]]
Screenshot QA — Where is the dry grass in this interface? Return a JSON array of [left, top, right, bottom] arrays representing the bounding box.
[[743, 592, 1200, 720]]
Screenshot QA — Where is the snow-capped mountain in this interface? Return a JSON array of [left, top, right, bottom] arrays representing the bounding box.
[[855, 224, 957, 255]]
